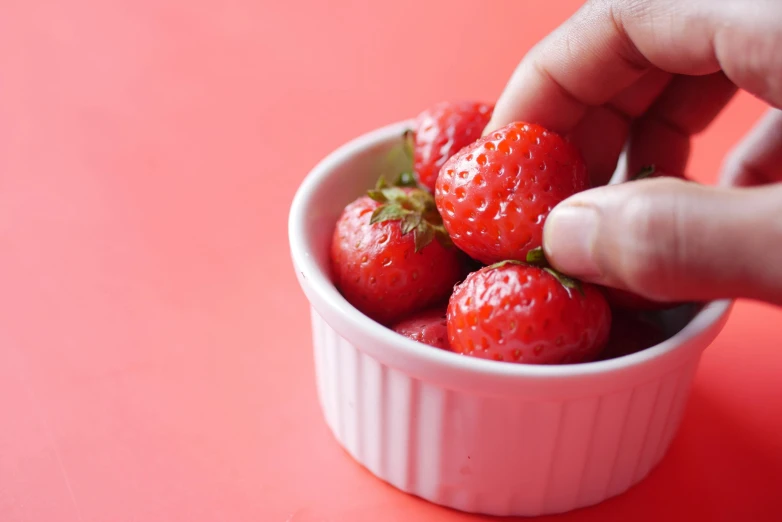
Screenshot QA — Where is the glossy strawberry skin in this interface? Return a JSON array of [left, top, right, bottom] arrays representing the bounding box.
[[435, 121, 589, 265], [330, 196, 463, 325], [447, 263, 611, 364], [413, 101, 493, 192], [391, 307, 450, 350]]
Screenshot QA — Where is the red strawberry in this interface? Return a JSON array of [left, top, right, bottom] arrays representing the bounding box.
[[413, 101, 493, 192], [435, 121, 589, 265], [598, 309, 666, 360], [447, 251, 611, 365], [391, 307, 450, 350], [330, 181, 462, 325]]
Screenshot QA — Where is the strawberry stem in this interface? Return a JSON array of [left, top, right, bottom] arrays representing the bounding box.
[[525, 247, 547, 267], [367, 174, 453, 253], [394, 171, 419, 188], [487, 248, 585, 296], [633, 165, 656, 180]]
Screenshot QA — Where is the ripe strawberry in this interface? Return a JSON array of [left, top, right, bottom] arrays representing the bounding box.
[[598, 310, 666, 360], [413, 101, 493, 192], [447, 250, 611, 364], [330, 180, 462, 325], [391, 307, 450, 350], [435, 121, 589, 265]]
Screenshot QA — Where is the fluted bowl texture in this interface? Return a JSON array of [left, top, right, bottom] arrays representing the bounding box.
[[288, 120, 732, 517]]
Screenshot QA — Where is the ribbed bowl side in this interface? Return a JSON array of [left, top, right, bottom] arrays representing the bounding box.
[[311, 309, 698, 517]]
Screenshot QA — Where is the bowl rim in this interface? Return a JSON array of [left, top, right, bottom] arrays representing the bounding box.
[[289, 120, 733, 380]]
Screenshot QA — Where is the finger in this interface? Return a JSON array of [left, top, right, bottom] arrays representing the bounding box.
[[486, 0, 723, 135], [609, 68, 673, 119], [567, 69, 673, 186], [566, 106, 631, 187], [620, 72, 737, 180], [543, 178, 782, 305], [720, 109, 782, 187]]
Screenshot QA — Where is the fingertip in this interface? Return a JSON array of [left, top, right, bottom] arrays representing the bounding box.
[[480, 117, 498, 138], [481, 101, 516, 136], [543, 202, 603, 280]]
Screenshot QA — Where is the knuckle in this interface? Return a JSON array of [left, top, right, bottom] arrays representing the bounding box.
[[715, 9, 782, 106], [613, 180, 686, 296]]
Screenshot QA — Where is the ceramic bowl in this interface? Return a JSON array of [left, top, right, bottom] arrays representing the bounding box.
[[288, 120, 732, 516]]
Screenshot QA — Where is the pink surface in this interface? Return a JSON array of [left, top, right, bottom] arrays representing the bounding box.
[[0, 1, 780, 521]]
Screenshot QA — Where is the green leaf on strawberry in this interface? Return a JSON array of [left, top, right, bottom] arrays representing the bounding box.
[[370, 204, 407, 224], [525, 247, 584, 296], [330, 183, 463, 325], [368, 177, 453, 253], [486, 248, 584, 296]]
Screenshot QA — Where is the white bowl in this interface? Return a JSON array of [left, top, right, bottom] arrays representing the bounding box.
[[288, 120, 732, 517]]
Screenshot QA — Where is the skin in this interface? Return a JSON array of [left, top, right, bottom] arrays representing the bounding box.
[[485, 0, 782, 306]]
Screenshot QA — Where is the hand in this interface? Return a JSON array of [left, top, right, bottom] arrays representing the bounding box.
[[485, 0, 782, 306]]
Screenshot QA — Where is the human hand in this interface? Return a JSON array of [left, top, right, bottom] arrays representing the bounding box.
[[485, 0, 782, 306]]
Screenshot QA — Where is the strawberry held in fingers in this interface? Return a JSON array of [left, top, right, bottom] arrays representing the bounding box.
[[435, 121, 589, 265], [330, 180, 463, 325], [413, 101, 493, 192], [447, 249, 611, 364]]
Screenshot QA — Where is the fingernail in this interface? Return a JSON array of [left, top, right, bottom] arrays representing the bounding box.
[[543, 204, 602, 278]]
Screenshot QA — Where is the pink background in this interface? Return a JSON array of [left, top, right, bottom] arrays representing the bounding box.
[[1, 1, 780, 520]]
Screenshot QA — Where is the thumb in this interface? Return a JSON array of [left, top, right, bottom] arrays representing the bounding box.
[[542, 178, 782, 306]]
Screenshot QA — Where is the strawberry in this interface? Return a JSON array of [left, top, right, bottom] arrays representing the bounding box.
[[446, 249, 611, 364], [413, 101, 493, 192], [598, 309, 666, 360], [391, 307, 450, 350], [435, 121, 589, 265], [330, 180, 463, 325]]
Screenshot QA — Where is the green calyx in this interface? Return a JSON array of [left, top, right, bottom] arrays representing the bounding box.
[[378, 129, 420, 189], [368, 175, 452, 252], [403, 128, 415, 162], [488, 247, 585, 296], [487, 259, 524, 270], [369, 131, 451, 252]]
